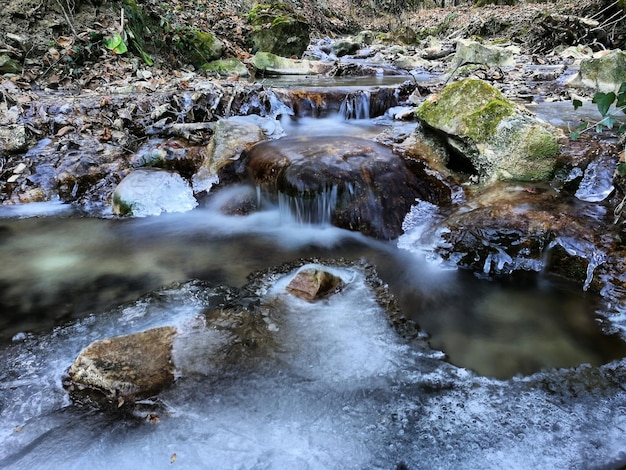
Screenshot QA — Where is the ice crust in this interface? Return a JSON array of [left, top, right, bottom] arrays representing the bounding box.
[[1, 268, 625, 469]]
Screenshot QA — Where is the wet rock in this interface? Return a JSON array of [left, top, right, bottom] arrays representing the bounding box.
[[331, 39, 361, 57], [112, 168, 198, 216], [129, 139, 203, 180], [412, 183, 605, 286], [247, 2, 310, 58], [241, 135, 451, 239], [63, 326, 177, 410], [286, 267, 344, 301], [416, 78, 561, 184], [452, 39, 519, 69], [192, 116, 269, 193], [568, 49, 626, 92], [251, 52, 333, 76]]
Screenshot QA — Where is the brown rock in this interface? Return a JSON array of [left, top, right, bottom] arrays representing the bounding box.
[[63, 326, 177, 410], [286, 268, 343, 301]]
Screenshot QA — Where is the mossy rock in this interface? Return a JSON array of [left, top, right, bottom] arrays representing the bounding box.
[[177, 28, 224, 68], [200, 58, 249, 77], [416, 78, 560, 184], [573, 50, 626, 92], [247, 2, 310, 57], [251, 51, 332, 75]]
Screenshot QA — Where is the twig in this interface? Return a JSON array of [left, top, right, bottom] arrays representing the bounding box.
[[589, 0, 621, 20], [55, 0, 78, 37]]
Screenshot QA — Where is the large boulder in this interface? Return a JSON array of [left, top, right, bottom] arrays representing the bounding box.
[[240, 135, 451, 239], [452, 39, 519, 69], [112, 168, 198, 216], [251, 52, 333, 75], [568, 49, 626, 92], [247, 2, 310, 58], [178, 29, 224, 68], [415, 78, 560, 184], [63, 326, 177, 410]]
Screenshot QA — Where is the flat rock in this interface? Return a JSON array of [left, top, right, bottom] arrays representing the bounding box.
[[63, 326, 177, 410]]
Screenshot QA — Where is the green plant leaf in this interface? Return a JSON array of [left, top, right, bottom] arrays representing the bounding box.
[[604, 115, 616, 129], [570, 131, 580, 139], [618, 123, 626, 134], [592, 91, 617, 117], [103, 33, 128, 55], [572, 98, 583, 110], [618, 162, 626, 177], [616, 91, 626, 110], [618, 82, 626, 94]]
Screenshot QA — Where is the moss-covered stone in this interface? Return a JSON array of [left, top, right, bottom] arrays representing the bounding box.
[[247, 2, 310, 57], [251, 51, 332, 75], [177, 28, 224, 68], [573, 49, 626, 92], [416, 78, 560, 184], [200, 58, 249, 77]]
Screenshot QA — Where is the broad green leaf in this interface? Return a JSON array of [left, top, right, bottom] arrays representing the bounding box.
[[596, 123, 605, 133], [618, 82, 626, 94], [570, 131, 580, 139], [103, 33, 128, 55], [618, 123, 626, 134], [616, 91, 626, 110], [593, 91, 616, 117], [604, 115, 616, 129], [618, 162, 626, 177], [572, 98, 583, 110]]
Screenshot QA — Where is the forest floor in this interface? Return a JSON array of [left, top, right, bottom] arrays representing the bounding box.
[[0, 0, 610, 91]]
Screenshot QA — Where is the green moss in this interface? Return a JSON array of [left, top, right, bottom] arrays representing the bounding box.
[[417, 79, 510, 138], [520, 125, 560, 160], [462, 99, 514, 141], [112, 192, 133, 216], [248, 2, 303, 25], [177, 28, 223, 66], [200, 58, 249, 76]]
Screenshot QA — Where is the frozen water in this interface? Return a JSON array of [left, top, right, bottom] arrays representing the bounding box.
[[575, 153, 616, 203], [1, 263, 626, 469]]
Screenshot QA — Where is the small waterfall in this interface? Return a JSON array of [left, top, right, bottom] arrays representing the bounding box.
[[277, 185, 339, 226], [339, 90, 371, 120]]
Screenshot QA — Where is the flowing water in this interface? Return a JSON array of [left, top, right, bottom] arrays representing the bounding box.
[[1, 78, 626, 468]]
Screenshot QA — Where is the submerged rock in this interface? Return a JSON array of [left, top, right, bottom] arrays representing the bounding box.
[[286, 267, 344, 301], [241, 135, 451, 239], [416, 78, 560, 184], [63, 326, 177, 410], [112, 168, 198, 216]]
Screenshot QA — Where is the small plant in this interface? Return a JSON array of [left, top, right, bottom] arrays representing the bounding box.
[[570, 83, 626, 139]]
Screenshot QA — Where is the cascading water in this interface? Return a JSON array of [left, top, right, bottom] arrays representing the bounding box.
[[339, 90, 371, 119], [277, 185, 339, 225]]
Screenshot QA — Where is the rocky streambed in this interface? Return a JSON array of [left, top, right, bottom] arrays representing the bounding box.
[[1, 32, 626, 469]]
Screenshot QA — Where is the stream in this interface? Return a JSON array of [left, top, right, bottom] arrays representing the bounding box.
[[1, 70, 626, 469]]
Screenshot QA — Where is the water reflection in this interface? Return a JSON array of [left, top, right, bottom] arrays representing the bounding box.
[[1, 204, 624, 379]]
